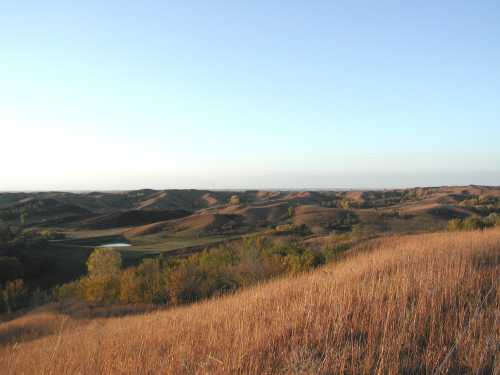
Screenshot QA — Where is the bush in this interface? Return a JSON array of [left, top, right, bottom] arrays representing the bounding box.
[[484, 213, 500, 227], [447, 218, 463, 232], [275, 224, 311, 236], [284, 249, 325, 274], [447, 215, 498, 232], [54, 280, 83, 301], [321, 243, 350, 263], [462, 217, 485, 231]]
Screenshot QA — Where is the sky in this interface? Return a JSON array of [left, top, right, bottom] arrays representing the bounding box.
[[1, 1, 499, 190]]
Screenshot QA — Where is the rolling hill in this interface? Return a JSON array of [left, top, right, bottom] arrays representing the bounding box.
[[0, 228, 498, 374]]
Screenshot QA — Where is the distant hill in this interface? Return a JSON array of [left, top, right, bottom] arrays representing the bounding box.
[[0, 186, 498, 234], [79, 209, 192, 230]]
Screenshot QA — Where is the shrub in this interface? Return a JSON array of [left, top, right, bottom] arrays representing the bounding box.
[[484, 213, 500, 227], [275, 224, 311, 236], [54, 280, 83, 301], [447, 215, 498, 232], [447, 218, 463, 232], [462, 217, 485, 231], [286, 249, 325, 274], [321, 243, 350, 263]]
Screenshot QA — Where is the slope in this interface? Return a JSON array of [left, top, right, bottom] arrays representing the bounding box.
[[1, 228, 498, 374]]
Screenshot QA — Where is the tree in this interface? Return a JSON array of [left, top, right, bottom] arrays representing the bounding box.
[[165, 262, 203, 305], [136, 258, 164, 303], [119, 268, 142, 304], [86, 248, 122, 277], [82, 248, 122, 303], [80, 274, 120, 304]]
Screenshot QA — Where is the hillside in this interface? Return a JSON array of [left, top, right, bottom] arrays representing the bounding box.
[[1, 186, 497, 229], [1, 186, 499, 292], [1, 228, 498, 374]]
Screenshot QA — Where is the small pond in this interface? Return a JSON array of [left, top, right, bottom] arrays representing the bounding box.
[[99, 243, 132, 248]]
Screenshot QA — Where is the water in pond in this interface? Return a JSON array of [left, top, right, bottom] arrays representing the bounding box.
[[99, 243, 131, 248]]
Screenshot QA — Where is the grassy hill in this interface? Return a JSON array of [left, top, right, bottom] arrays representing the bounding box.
[[1, 228, 498, 374], [1, 186, 499, 294]]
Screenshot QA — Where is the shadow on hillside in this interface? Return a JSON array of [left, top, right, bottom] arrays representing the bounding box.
[[0, 303, 165, 347], [0, 316, 62, 347], [55, 301, 163, 319]]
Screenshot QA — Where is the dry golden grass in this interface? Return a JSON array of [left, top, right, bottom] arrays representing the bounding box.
[[1, 229, 499, 374]]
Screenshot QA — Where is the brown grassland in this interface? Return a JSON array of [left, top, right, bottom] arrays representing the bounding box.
[[1, 228, 499, 374]]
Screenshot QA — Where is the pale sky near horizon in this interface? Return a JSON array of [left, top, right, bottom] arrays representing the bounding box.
[[1, 1, 499, 191]]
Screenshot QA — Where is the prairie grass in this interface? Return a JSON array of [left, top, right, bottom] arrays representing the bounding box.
[[1, 229, 499, 374]]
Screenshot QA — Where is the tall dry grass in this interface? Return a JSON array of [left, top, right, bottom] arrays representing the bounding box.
[[1, 229, 499, 374]]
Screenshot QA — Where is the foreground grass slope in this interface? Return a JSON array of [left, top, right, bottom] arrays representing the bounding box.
[[1, 229, 499, 374]]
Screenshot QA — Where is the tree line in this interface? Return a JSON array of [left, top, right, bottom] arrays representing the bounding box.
[[54, 238, 348, 306]]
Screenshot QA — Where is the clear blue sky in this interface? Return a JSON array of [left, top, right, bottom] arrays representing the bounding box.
[[1, 1, 499, 190]]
